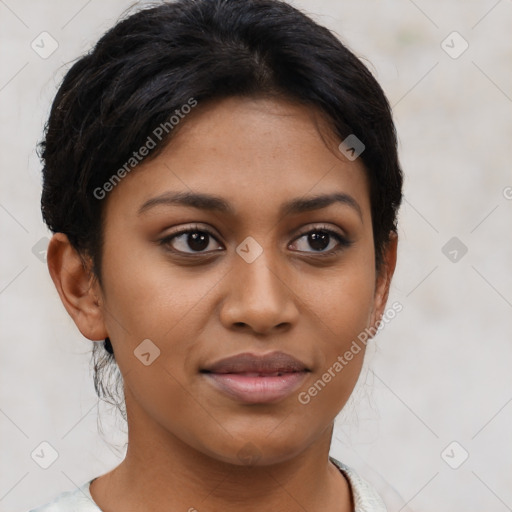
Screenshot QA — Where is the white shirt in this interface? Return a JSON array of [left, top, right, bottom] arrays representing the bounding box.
[[27, 457, 387, 511]]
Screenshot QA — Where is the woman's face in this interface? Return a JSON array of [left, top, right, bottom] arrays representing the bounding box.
[[91, 96, 395, 465]]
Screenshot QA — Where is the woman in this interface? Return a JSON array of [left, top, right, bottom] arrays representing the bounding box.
[[31, 0, 402, 510]]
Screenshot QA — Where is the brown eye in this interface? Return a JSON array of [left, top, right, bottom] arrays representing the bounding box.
[[159, 226, 223, 255], [290, 226, 352, 256]]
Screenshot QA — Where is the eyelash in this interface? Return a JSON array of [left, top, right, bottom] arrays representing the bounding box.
[[158, 223, 353, 258]]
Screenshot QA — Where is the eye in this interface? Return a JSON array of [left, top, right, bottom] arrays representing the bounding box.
[[159, 224, 223, 255], [289, 225, 352, 256], [158, 223, 352, 257]]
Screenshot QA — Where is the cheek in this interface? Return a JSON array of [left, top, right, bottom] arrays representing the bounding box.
[[302, 252, 376, 346], [100, 235, 217, 339], [98, 241, 228, 410], [295, 250, 376, 410], [314, 275, 374, 361]]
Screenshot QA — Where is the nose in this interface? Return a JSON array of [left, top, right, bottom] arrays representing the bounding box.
[[219, 248, 300, 335]]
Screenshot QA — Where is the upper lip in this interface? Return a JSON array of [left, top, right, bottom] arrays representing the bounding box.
[[201, 351, 310, 374]]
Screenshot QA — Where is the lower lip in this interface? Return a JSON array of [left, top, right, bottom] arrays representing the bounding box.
[[204, 372, 309, 404]]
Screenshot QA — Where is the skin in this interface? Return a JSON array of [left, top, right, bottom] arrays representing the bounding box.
[[47, 96, 397, 512]]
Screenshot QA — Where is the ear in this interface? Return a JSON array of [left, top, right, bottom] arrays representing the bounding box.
[[369, 231, 398, 330], [46, 232, 108, 342]]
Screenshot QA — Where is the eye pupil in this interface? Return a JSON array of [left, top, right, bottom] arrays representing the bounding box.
[[188, 232, 209, 251], [309, 231, 329, 251]]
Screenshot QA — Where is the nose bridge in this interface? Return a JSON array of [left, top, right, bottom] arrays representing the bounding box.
[[220, 240, 298, 333], [239, 249, 282, 302]]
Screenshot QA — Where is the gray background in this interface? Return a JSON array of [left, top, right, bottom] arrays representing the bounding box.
[[1, 0, 511, 510]]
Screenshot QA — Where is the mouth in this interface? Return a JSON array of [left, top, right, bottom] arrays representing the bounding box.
[[200, 351, 310, 404]]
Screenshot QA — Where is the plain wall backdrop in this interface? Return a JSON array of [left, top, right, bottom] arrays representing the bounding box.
[[1, 0, 511, 511]]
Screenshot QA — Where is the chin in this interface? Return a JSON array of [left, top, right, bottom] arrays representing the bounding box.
[[201, 434, 308, 468]]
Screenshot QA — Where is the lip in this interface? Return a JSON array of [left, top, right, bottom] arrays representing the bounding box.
[[201, 351, 310, 404], [202, 351, 309, 374]]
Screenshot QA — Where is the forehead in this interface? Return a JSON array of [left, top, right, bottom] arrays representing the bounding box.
[[104, 96, 371, 223]]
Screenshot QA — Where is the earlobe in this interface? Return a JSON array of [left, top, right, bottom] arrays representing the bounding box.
[[370, 231, 398, 328], [46, 232, 108, 342]]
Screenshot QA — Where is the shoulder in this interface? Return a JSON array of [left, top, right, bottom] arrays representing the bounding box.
[[330, 456, 387, 512], [27, 479, 101, 512]]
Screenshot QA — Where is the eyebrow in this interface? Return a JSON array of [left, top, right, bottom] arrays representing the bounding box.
[[137, 190, 363, 220]]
